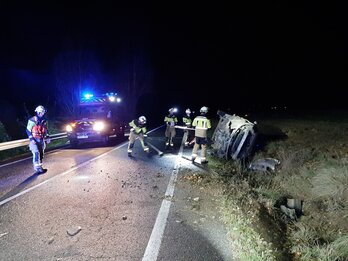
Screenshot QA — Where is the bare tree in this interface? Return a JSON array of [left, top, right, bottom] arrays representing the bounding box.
[[118, 44, 154, 119], [54, 50, 101, 117]]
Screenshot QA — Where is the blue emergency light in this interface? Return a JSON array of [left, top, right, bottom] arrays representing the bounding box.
[[79, 91, 121, 105], [83, 93, 94, 99]]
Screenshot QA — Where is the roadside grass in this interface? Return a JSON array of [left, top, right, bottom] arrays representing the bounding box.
[[221, 197, 276, 261], [255, 119, 348, 260], [183, 115, 348, 260], [181, 158, 280, 260]]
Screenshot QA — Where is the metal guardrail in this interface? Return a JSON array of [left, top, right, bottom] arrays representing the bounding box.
[[0, 132, 68, 151]]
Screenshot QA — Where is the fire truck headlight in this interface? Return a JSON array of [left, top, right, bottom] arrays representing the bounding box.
[[66, 125, 73, 132], [93, 121, 105, 131]]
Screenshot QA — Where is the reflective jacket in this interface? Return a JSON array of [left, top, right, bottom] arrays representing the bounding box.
[[192, 115, 211, 138], [164, 114, 178, 127], [183, 115, 192, 127], [26, 116, 48, 140], [129, 119, 147, 134]]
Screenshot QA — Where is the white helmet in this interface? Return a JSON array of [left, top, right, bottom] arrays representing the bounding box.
[[138, 116, 146, 124], [200, 106, 208, 114], [185, 108, 191, 114], [35, 105, 46, 114], [168, 107, 178, 114]]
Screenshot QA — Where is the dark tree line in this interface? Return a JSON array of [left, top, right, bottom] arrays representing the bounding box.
[[54, 47, 154, 121]]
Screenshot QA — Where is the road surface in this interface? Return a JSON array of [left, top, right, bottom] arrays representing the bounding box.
[[0, 127, 234, 261]]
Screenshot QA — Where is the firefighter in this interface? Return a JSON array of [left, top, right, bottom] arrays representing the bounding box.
[[127, 116, 149, 157], [26, 105, 51, 174], [182, 108, 194, 147], [191, 106, 211, 164], [164, 107, 178, 148]]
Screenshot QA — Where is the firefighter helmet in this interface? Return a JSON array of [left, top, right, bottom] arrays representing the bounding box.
[[185, 108, 191, 114], [168, 107, 177, 114], [35, 105, 46, 114], [200, 106, 208, 114], [138, 116, 146, 125]]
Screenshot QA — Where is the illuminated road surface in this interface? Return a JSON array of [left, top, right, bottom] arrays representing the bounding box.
[[0, 128, 233, 261]]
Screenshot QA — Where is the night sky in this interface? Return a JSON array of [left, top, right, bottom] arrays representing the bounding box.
[[1, 1, 348, 122]]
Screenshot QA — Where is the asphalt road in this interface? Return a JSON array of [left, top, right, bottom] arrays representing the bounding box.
[[0, 127, 234, 261]]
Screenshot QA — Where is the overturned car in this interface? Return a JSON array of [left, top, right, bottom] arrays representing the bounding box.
[[211, 111, 257, 160]]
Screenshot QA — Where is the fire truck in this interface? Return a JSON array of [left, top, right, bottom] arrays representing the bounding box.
[[65, 92, 127, 147]]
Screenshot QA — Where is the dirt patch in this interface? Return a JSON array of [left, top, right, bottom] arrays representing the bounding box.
[[256, 204, 293, 261]]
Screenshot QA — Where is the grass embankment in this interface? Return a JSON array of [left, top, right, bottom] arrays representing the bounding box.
[[183, 115, 348, 260]]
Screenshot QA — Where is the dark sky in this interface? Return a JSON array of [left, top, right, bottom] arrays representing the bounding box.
[[1, 1, 348, 116]]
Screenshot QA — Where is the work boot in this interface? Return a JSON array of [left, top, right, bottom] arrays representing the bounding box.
[[35, 167, 47, 174], [201, 157, 208, 164]]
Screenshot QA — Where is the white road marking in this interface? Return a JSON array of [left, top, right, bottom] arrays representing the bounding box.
[[142, 134, 184, 261], [0, 126, 163, 206], [0, 142, 128, 206]]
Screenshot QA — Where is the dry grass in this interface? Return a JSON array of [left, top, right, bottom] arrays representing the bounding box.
[[251, 118, 348, 260], [205, 115, 348, 260], [180, 165, 279, 260]]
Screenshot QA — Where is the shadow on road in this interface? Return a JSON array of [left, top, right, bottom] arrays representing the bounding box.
[[0, 173, 39, 204]]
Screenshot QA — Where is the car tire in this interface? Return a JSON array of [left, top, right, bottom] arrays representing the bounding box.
[[70, 139, 79, 148], [103, 136, 110, 146]]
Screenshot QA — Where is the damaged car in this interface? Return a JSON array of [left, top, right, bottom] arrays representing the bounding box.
[[211, 110, 257, 160]]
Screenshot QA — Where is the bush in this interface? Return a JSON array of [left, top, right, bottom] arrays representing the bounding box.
[[0, 121, 11, 142]]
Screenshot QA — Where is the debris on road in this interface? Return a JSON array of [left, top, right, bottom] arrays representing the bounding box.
[[67, 226, 82, 236], [0, 232, 8, 238], [48, 237, 54, 244]]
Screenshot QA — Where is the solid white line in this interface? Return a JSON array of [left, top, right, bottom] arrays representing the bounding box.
[[0, 142, 128, 206], [0, 126, 163, 206], [142, 133, 184, 261]]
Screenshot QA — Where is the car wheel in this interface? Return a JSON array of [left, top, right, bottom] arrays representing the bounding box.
[[70, 139, 79, 148], [103, 136, 110, 146]]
